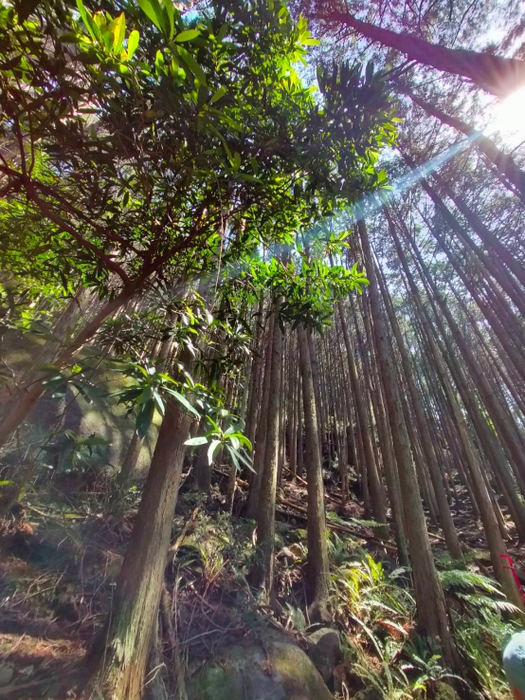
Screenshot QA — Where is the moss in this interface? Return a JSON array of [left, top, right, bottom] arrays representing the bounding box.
[[186, 630, 333, 700], [432, 681, 460, 700]]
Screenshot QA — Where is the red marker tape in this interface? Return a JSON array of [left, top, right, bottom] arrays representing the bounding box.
[[500, 554, 525, 601]]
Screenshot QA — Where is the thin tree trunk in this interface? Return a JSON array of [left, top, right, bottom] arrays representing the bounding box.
[[358, 310, 408, 564], [118, 433, 142, 486], [402, 88, 525, 203], [251, 309, 283, 602], [246, 316, 275, 518], [384, 214, 463, 559], [337, 302, 388, 533], [298, 324, 331, 623], [357, 218, 455, 663], [244, 298, 266, 449], [416, 177, 525, 315], [396, 223, 525, 610]]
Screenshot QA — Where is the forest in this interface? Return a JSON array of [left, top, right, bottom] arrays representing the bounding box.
[[1, 0, 525, 698]]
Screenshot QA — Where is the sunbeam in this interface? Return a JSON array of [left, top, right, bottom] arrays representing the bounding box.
[[317, 132, 482, 239]]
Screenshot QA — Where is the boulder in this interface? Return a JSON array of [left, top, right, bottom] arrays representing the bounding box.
[[432, 681, 461, 700], [0, 665, 14, 687], [187, 629, 333, 700], [305, 626, 343, 684]]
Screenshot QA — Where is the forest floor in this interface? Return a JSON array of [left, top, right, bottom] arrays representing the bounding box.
[[0, 466, 521, 700]]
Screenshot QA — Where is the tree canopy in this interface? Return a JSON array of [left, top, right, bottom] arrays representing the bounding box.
[[1, 1, 525, 699]]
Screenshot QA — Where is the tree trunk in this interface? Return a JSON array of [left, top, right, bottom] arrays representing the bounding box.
[[89, 397, 194, 700], [357, 218, 455, 664], [315, 4, 525, 95], [246, 315, 275, 518], [250, 310, 283, 602], [431, 172, 525, 288], [118, 433, 142, 487], [384, 212, 463, 559], [297, 324, 331, 623], [358, 309, 408, 564], [416, 176, 525, 315], [244, 299, 266, 449], [337, 302, 388, 533], [194, 417, 212, 493], [396, 221, 525, 610], [402, 88, 525, 203]]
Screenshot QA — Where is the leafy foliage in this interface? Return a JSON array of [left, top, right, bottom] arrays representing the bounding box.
[[186, 410, 253, 473], [112, 361, 200, 438], [0, 0, 396, 303]]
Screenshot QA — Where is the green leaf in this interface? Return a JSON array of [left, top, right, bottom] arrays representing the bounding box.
[[184, 436, 208, 446], [127, 29, 140, 59], [164, 389, 200, 417], [153, 391, 165, 416], [75, 0, 89, 27], [177, 46, 207, 85], [83, 436, 108, 447], [0, 480, 10, 486], [237, 434, 252, 450], [206, 415, 220, 433], [111, 13, 126, 53], [229, 447, 240, 473], [232, 151, 241, 170], [209, 85, 227, 105], [207, 439, 221, 465], [174, 29, 201, 43], [138, 0, 164, 31], [155, 49, 165, 72], [136, 399, 155, 439], [235, 448, 254, 472], [162, 0, 175, 38], [76, 0, 99, 41], [216, 23, 229, 42], [229, 435, 240, 450]]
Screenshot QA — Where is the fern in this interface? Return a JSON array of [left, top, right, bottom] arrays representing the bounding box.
[[439, 568, 502, 595]]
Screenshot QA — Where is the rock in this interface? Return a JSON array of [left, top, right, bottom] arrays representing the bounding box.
[[277, 545, 304, 566], [187, 629, 333, 700], [0, 664, 14, 687], [354, 689, 382, 700], [433, 681, 461, 700], [305, 627, 343, 684]]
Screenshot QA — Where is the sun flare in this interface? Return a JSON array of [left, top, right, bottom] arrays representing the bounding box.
[[486, 85, 525, 149]]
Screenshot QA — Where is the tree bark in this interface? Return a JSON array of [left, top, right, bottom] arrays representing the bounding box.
[[395, 221, 525, 610], [356, 219, 455, 664], [385, 212, 463, 559], [315, 4, 525, 95], [297, 324, 331, 623], [246, 315, 275, 518], [402, 88, 525, 203], [416, 176, 525, 315], [117, 432, 142, 487], [337, 302, 388, 533], [251, 310, 283, 602], [89, 397, 194, 700]]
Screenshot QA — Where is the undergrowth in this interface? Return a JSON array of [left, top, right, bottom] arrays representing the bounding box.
[[167, 509, 519, 700], [0, 485, 520, 700]]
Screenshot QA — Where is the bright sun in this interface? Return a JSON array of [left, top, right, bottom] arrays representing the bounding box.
[[486, 85, 525, 149]]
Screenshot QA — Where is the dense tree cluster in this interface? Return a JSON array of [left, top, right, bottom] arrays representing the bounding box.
[[1, 0, 525, 698]]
